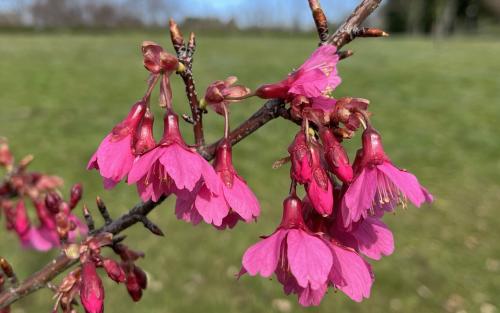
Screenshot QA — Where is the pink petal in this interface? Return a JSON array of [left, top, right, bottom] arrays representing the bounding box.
[[353, 217, 394, 260], [200, 161, 222, 195], [24, 228, 55, 251], [223, 176, 260, 221], [329, 244, 373, 302], [286, 229, 332, 289], [96, 134, 135, 181], [175, 187, 203, 225], [242, 229, 287, 277], [127, 147, 164, 183], [159, 144, 202, 191], [298, 284, 327, 307], [195, 184, 230, 226], [342, 168, 377, 227], [378, 163, 432, 207]]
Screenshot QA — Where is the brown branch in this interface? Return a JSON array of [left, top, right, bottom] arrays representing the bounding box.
[[0, 0, 384, 308], [169, 19, 205, 147], [308, 0, 329, 43], [327, 0, 383, 48]]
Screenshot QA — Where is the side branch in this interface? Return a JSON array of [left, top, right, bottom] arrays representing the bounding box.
[[327, 0, 383, 48]]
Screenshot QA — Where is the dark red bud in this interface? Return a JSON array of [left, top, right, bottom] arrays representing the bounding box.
[[133, 265, 147, 290], [45, 192, 62, 214], [125, 272, 143, 302], [255, 83, 289, 99], [103, 259, 126, 283], [69, 183, 83, 210]]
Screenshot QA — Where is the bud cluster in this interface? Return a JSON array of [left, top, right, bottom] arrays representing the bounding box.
[[0, 140, 86, 251], [53, 234, 148, 313]]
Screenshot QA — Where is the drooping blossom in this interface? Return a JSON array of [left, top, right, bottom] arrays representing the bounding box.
[[175, 139, 260, 228], [128, 110, 220, 202], [255, 45, 341, 100], [203, 76, 251, 115], [80, 261, 105, 313], [87, 100, 147, 189], [241, 194, 333, 298], [241, 193, 373, 306], [341, 125, 433, 227]]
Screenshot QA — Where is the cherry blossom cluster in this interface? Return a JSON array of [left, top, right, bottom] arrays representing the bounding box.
[[53, 233, 147, 313], [0, 139, 86, 251], [86, 36, 433, 307]]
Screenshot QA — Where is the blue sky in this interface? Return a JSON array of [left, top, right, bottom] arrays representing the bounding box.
[[0, 0, 373, 29]]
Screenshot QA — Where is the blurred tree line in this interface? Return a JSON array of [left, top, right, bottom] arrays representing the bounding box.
[[384, 0, 500, 35], [0, 0, 498, 35]]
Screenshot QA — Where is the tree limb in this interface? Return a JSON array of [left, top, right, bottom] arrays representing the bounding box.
[[0, 0, 383, 308]]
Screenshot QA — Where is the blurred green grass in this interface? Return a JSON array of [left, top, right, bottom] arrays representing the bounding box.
[[0, 33, 499, 313]]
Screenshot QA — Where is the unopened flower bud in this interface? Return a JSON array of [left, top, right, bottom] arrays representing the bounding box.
[[125, 271, 143, 302], [80, 261, 104, 313], [319, 127, 353, 183], [45, 192, 62, 214], [255, 82, 289, 99], [69, 183, 83, 210], [103, 259, 126, 283], [133, 107, 156, 155], [133, 265, 148, 290]]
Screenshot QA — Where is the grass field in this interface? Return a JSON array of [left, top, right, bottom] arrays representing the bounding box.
[[0, 33, 499, 313]]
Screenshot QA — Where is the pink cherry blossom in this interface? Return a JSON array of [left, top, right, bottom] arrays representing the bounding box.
[[341, 126, 433, 227], [241, 195, 333, 302], [256, 45, 341, 100], [88, 101, 147, 188], [332, 216, 394, 260], [175, 140, 260, 228], [128, 111, 220, 202]]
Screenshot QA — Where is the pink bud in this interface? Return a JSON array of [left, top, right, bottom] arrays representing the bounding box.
[[103, 259, 126, 283], [306, 142, 334, 216], [133, 107, 156, 155], [288, 131, 312, 184], [13, 200, 30, 239], [80, 261, 104, 313], [319, 128, 353, 183], [69, 183, 83, 210]]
